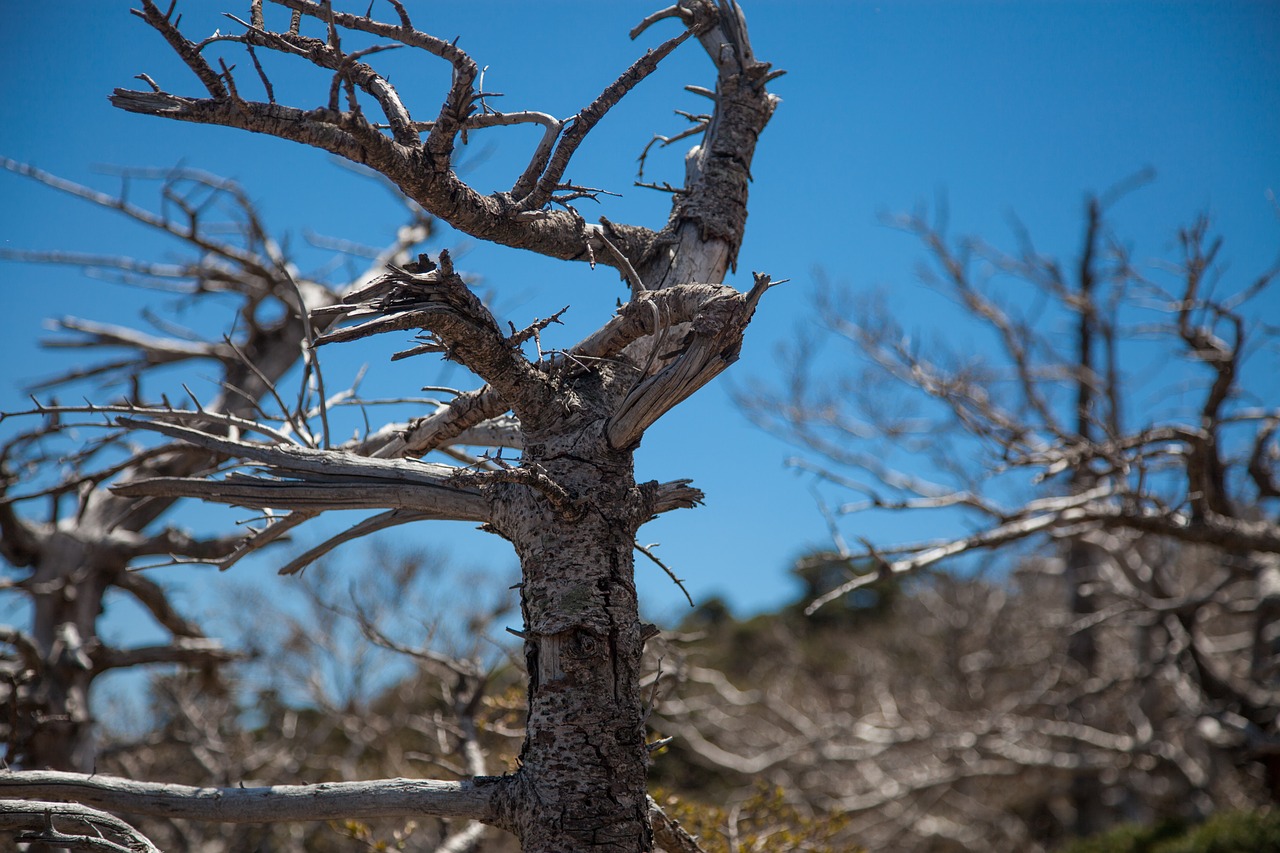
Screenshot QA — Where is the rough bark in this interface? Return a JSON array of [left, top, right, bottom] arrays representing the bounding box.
[[491, 375, 654, 848]]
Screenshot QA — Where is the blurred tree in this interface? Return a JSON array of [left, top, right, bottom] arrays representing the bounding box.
[[789, 551, 901, 623], [734, 186, 1280, 846], [0, 159, 432, 774], [93, 547, 523, 853]]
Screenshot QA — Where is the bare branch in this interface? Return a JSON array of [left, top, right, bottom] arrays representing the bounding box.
[[317, 251, 553, 422], [93, 637, 244, 673], [649, 796, 709, 853], [275, 508, 431, 575], [0, 770, 501, 827], [608, 274, 776, 449], [109, 1, 669, 271], [0, 799, 161, 853], [1, 158, 276, 281], [111, 572, 207, 639], [517, 17, 710, 212]]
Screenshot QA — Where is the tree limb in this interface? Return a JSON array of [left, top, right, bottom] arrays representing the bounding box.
[[0, 770, 502, 827], [0, 799, 161, 853], [92, 637, 244, 673]]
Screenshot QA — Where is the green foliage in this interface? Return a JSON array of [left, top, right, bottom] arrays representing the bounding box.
[[331, 819, 420, 852], [673, 552, 914, 681], [789, 552, 902, 625], [1061, 819, 1187, 853], [1061, 810, 1280, 853], [656, 782, 858, 853]]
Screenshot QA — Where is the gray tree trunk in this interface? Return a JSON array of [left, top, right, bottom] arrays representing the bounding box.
[[493, 380, 653, 848], [27, 535, 103, 773]]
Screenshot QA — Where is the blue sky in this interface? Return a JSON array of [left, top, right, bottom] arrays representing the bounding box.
[[1, 2, 1277, 642]]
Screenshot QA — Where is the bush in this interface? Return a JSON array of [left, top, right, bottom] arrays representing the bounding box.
[[1062, 810, 1280, 853]]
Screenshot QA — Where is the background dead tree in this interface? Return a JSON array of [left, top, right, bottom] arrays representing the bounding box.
[[1, 1, 779, 851], [0, 158, 433, 775], [648, 562, 1275, 852], [92, 546, 522, 853], [735, 190, 1280, 846]]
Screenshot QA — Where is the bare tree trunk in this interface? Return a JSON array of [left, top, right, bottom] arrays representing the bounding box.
[[1064, 539, 1105, 837], [26, 535, 103, 773], [494, 388, 652, 849], [1065, 199, 1106, 838], [1252, 558, 1280, 800]]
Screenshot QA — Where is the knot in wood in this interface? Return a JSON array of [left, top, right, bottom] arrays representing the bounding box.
[[689, 287, 744, 336], [562, 628, 604, 661], [677, 0, 718, 31]]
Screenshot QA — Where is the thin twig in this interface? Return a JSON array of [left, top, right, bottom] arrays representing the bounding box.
[[636, 541, 694, 607]]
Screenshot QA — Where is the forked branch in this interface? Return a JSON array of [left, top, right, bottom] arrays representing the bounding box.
[[109, 0, 716, 269], [0, 799, 161, 853]]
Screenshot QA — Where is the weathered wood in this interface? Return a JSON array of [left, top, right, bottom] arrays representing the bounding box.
[[0, 771, 499, 826], [5, 1, 779, 850]]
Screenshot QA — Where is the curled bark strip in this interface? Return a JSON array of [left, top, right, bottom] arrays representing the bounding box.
[[608, 274, 776, 449]]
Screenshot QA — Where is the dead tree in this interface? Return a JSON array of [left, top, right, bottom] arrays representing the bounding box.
[[649, 561, 1279, 852], [96, 548, 523, 853], [740, 188, 1280, 840], [1, 2, 779, 851], [0, 159, 432, 775]]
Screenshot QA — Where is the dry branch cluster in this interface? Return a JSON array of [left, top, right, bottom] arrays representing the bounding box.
[[733, 192, 1280, 849]]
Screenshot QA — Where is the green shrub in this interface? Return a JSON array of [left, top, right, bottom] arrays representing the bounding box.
[[654, 782, 858, 853], [1062, 810, 1280, 853]]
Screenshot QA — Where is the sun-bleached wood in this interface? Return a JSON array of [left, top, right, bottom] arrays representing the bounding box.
[[3, 1, 781, 850]]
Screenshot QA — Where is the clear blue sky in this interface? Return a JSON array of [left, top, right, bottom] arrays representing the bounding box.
[[1, 2, 1277, 641]]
